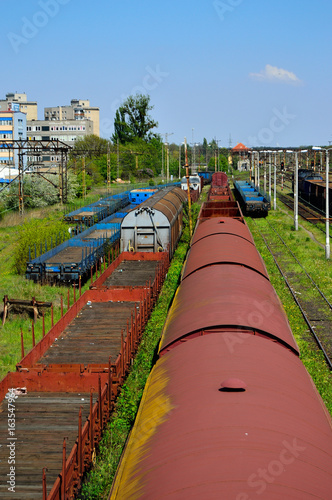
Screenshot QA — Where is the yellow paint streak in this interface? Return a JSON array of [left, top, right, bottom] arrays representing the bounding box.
[[110, 358, 174, 499]]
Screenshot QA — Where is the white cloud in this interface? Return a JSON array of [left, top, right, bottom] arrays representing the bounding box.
[[249, 64, 302, 84]]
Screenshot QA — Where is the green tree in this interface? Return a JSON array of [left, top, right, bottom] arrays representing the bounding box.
[[219, 155, 229, 172], [202, 138, 208, 160], [70, 135, 109, 158], [112, 94, 158, 144]]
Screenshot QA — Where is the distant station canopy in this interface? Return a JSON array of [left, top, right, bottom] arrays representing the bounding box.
[[232, 143, 251, 171]]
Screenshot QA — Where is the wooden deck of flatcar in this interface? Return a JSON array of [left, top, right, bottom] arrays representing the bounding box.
[[109, 217, 123, 223], [0, 391, 90, 499], [81, 229, 115, 239], [45, 247, 92, 264], [103, 260, 159, 287], [74, 210, 97, 219], [38, 301, 138, 365]]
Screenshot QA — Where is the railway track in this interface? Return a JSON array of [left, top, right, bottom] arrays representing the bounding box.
[[251, 217, 332, 369], [278, 192, 327, 230]]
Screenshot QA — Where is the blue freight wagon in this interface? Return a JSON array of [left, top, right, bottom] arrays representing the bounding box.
[[197, 171, 213, 185], [129, 188, 158, 205], [234, 180, 270, 216]]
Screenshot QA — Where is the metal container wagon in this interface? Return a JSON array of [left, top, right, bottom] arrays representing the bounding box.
[[234, 179, 270, 215], [197, 171, 212, 185], [211, 171, 228, 187], [129, 188, 158, 205], [120, 186, 187, 257], [208, 172, 232, 201]]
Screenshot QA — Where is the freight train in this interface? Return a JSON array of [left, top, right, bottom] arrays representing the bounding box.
[[0, 183, 190, 498], [234, 179, 270, 215], [295, 169, 328, 210], [110, 174, 332, 499], [26, 186, 184, 284]]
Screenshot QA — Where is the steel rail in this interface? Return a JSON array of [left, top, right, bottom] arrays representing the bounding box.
[[278, 192, 327, 232], [265, 218, 332, 311], [251, 219, 332, 370]]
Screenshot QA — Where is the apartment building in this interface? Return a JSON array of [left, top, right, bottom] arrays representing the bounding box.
[[26, 118, 93, 168], [0, 93, 99, 171], [0, 110, 26, 177], [44, 98, 99, 136], [0, 92, 37, 121]]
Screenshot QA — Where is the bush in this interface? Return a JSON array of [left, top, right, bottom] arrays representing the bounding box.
[[14, 217, 71, 274]]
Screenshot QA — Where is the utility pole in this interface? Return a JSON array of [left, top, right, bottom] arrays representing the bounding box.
[[192, 128, 194, 172], [18, 145, 24, 216], [216, 139, 220, 172], [161, 142, 164, 179], [184, 137, 193, 237], [162, 132, 173, 182], [107, 143, 111, 195], [166, 144, 170, 182], [82, 156, 86, 200], [179, 143, 181, 179], [117, 138, 120, 180]]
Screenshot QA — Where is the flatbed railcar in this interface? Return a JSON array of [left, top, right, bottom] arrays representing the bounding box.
[[63, 205, 109, 225], [26, 236, 113, 284], [64, 191, 130, 223], [26, 204, 137, 284], [110, 187, 332, 500], [234, 179, 270, 215], [1, 251, 169, 499], [89, 191, 130, 217]]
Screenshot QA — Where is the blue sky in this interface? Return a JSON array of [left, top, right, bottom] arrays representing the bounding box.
[[1, 0, 331, 148]]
